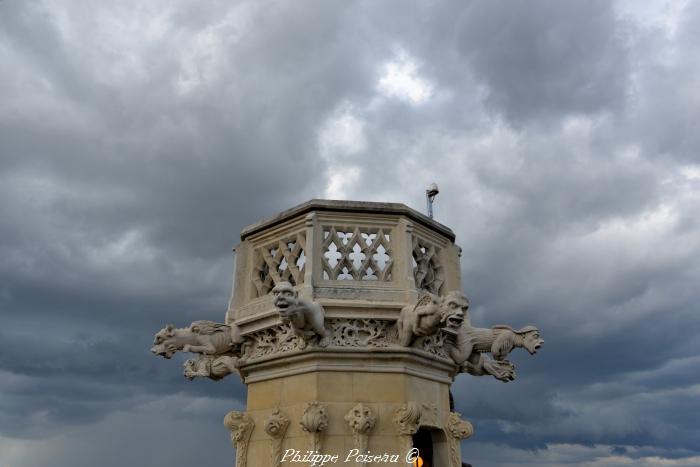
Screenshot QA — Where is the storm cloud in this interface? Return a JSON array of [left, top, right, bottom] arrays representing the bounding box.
[[1, 1, 699, 466]]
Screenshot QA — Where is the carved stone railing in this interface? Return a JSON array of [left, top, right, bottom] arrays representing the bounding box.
[[252, 231, 307, 297], [321, 226, 393, 281]]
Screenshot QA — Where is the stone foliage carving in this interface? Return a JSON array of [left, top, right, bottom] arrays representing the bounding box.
[[345, 403, 377, 463], [223, 411, 254, 467], [272, 282, 329, 348], [252, 232, 306, 297], [321, 227, 392, 281], [241, 323, 302, 360], [328, 318, 393, 348], [150, 320, 242, 359], [183, 355, 240, 381], [264, 408, 290, 467], [446, 412, 473, 467], [393, 402, 421, 436], [393, 402, 421, 455], [300, 402, 329, 452]]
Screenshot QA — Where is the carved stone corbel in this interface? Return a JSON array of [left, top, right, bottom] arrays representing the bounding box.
[[264, 408, 290, 467], [344, 403, 377, 466], [300, 401, 329, 452], [223, 411, 254, 467], [393, 402, 421, 455], [446, 412, 473, 467]]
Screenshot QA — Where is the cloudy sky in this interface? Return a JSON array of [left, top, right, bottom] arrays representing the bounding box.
[[1, 0, 699, 466]]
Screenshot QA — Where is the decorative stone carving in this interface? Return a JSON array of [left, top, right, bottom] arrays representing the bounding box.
[[223, 411, 254, 467], [393, 402, 422, 454], [272, 282, 329, 348], [345, 403, 377, 465], [397, 291, 467, 347], [183, 355, 240, 381], [446, 412, 473, 467], [252, 232, 307, 297], [264, 408, 290, 467], [328, 318, 393, 348], [444, 292, 542, 382], [240, 323, 301, 360], [482, 325, 543, 361], [397, 293, 444, 347], [300, 402, 329, 452], [412, 236, 444, 294], [321, 227, 393, 281], [150, 320, 242, 359], [416, 331, 452, 359]]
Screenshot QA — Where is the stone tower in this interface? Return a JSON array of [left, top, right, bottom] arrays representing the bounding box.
[[150, 199, 543, 467]]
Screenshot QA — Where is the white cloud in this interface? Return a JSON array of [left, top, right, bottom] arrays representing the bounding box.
[[376, 48, 433, 104], [317, 102, 366, 199]]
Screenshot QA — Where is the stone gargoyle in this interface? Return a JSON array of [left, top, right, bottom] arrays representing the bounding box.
[[441, 292, 543, 382], [465, 325, 544, 361], [150, 320, 243, 359], [272, 281, 329, 348], [184, 354, 241, 381], [397, 291, 466, 347]]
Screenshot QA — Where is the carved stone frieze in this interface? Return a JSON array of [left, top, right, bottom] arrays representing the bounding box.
[[327, 318, 394, 348], [240, 323, 303, 360], [223, 411, 254, 467], [415, 331, 451, 359], [264, 408, 290, 467]]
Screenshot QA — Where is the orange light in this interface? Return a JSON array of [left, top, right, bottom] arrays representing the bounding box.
[[413, 456, 424, 467]]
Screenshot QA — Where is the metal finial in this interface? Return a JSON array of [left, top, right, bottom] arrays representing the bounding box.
[[426, 183, 439, 219]]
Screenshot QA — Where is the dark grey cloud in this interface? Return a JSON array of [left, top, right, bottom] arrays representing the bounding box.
[[1, 1, 699, 466]]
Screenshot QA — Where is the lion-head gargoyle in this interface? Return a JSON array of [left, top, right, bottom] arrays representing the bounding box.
[[272, 281, 329, 346], [150, 320, 242, 359]]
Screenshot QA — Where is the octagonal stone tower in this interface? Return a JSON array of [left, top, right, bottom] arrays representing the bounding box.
[[230, 199, 461, 465], [150, 199, 543, 467]]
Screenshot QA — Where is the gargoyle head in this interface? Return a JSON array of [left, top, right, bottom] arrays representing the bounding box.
[[272, 281, 298, 316], [520, 326, 544, 355], [440, 291, 470, 330], [150, 324, 178, 359]]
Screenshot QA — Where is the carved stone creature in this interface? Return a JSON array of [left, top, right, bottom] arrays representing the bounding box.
[[150, 320, 242, 359], [467, 325, 544, 361], [272, 282, 329, 347], [397, 291, 468, 347], [183, 355, 240, 381], [442, 293, 543, 382]]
